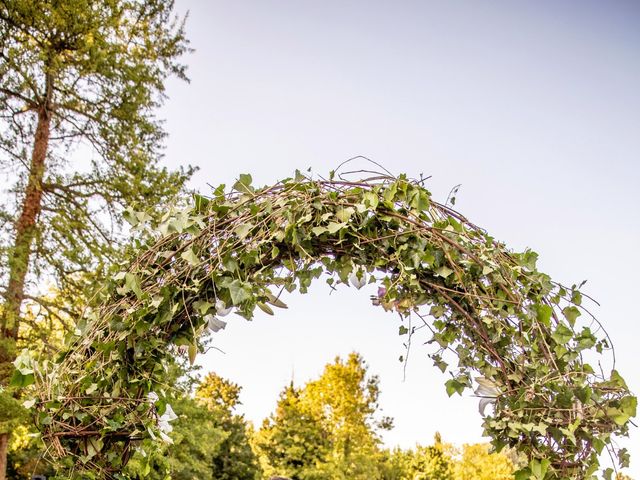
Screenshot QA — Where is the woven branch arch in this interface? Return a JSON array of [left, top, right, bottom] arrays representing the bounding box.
[[27, 171, 635, 479]]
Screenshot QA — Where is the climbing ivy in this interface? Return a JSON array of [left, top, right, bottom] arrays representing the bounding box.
[[19, 171, 635, 479]]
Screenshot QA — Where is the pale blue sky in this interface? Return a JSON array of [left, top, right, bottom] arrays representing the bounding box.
[[160, 1, 640, 475]]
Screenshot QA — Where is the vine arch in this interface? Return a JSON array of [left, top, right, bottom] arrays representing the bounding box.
[[23, 170, 635, 479]]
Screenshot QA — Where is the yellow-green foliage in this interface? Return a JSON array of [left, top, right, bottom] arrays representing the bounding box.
[[253, 353, 390, 480], [450, 443, 514, 480]]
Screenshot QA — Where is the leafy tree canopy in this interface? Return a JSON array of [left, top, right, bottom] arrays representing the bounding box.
[[254, 353, 390, 479]]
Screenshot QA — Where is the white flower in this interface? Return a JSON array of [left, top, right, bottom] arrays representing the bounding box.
[[205, 314, 227, 332], [147, 391, 159, 403], [215, 299, 232, 317], [349, 270, 367, 289], [474, 377, 501, 416], [157, 403, 178, 444]]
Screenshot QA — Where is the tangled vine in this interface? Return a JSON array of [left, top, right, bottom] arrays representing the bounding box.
[[20, 170, 635, 479]]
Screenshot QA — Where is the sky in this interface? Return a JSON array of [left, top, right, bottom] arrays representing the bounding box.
[[159, 1, 640, 475]]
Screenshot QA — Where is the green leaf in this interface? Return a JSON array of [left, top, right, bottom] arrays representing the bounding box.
[[266, 293, 288, 309], [410, 189, 430, 210], [609, 370, 629, 389], [363, 191, 379, 209], [235, 223, 253, 240], [125, 272, 143, 298], [86, 437, 104, 460], [535, 304, 553, 326], [529, 458, 550, 479], [514, 468, 531, 480], [228, 280, 251, 305], [193, 193, 210, 212], [620, 395, 637, 419], [571, 289, 583, 306], [551, 323, 573, 344], [85, 383, 98, 395], [326, 222, 346, 234], [618, 448, 630, 468], [435, 266, 454, 278], [188, 344, 197, 365], [562, 306, 581, 326], [445, 379, 465, 397], [398, 325, 409, 335], [257, 302, 274, 315], [335, 207, 355, 222], [430, 355, 448, 373], [193, 300, 213, 315], [233, 173, 254, 194], [181, 248, 200, 266], [122, 207, 138, 226], [10, 370, 34, 388], [311, 226, 328, 236]]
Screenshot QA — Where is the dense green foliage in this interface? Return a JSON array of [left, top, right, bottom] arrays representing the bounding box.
[[19, 172, 636, 478], [252, 355, 520, 480], [195, 373, 261, 480]]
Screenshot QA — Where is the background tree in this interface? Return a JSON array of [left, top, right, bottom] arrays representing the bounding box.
[[404, 434, 453, 480], [0, 0, 193, 477], [195, 372, 262, 480], [125, 395, 228, 480], [450, 443, 513, 480], [254, 353, 392, 480], [252, 384, 331, 480]]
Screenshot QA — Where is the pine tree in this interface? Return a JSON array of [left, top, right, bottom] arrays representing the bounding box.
[[0, 1, 192, 477]]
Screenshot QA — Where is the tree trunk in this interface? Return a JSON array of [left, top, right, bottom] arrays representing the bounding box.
[[0, 104, 51, 480], [0, 433, 8, 480]]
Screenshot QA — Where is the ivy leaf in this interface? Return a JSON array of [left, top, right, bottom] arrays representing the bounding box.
[[193, 300, 213, 315], [206, 315, 227, 332], [431, 355, 448, 373], [228, 280, 251, 305], [618, 448, 631, 468], [551, 323, 573, 344], [435, 266, 454, 278], [445, 379, 465, 397], [535, 304, 553, 326], [180, 248, 200, 267], [233, 173, 254, 194], [125, 273, 143, 299], [363, 191, 379, 210], [562, 306, 581, 326], [86, 437, 104, 460], [193, 193, 210, 212], [620, 396, 637, 420], [235, 223, 253, 240], [10, 370, 34, 387], [326, 222, 346, 234], [122, 207, 138, 226], [85, 383, 98, 395], [335, 207, 355, 222]]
